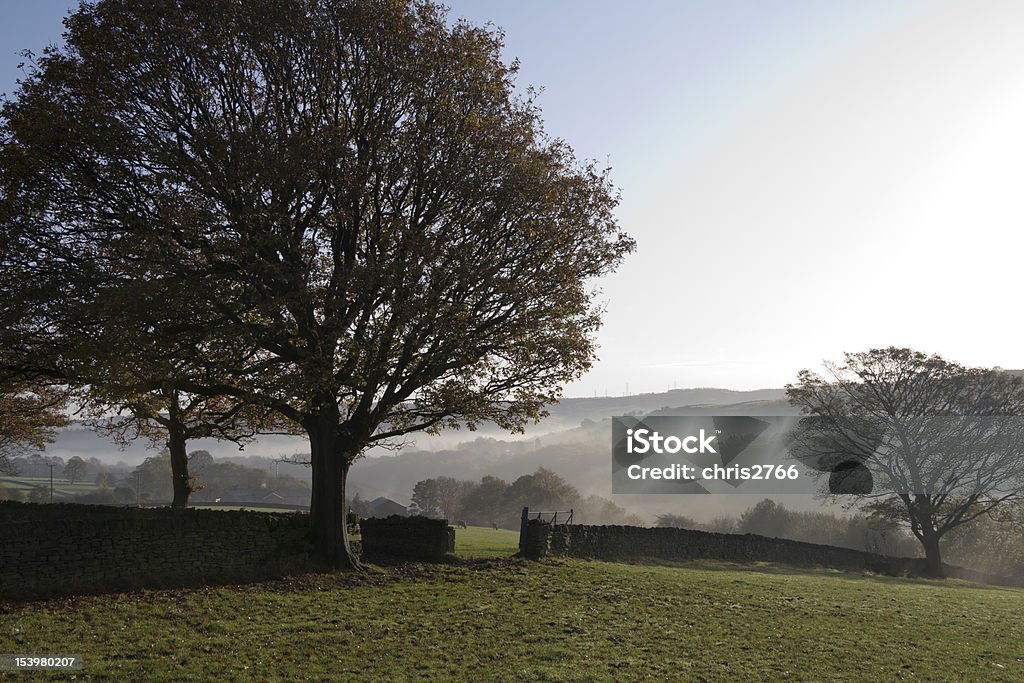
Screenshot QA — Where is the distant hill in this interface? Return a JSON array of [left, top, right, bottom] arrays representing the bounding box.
[[540, 387, 788, 428], [38, 376, 1024, 523], [344, 397, 805, 522], [32, 388, 827, 523], [46, 387, 791, 464]]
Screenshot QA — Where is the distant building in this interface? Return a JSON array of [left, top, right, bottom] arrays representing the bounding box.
[[365, 497, 407, 518]]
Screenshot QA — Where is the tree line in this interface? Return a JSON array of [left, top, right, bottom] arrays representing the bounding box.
[[394, 467, 643, 529], [0, 450, 310, 507]]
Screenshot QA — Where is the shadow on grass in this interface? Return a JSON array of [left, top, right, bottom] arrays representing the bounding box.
[[0, 550, 536, 612]]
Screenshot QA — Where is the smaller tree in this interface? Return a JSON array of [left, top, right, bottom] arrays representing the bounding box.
[[409, 479, 443, 518], [111, 486, 135, 504], [459, 475, 510, 526], [577, 495, 644, 526], [348, 493, 372, 519], [738, 499, 791, 538], [133, 452, 173, 503], [88, 389, 280, 507], [64, 456, 87, 484], [505, 467, 579, 513], [409, 477, 473, 520], [788, 347, 1024, 577], [941, 502, 1024, 577], [703, 515, 739, 534]]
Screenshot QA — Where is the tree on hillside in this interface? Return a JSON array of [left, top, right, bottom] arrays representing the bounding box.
[[64, 456, 87, 484], [703, 515, 739, 534], [940, 502, 1024, 577], [578, 494, 645, 526], [505, 467, 580, 514], [133, 452, 173, 503], [459, 475, 511, 526], [738, 499, 790, 538], [408, 479, 442, 518], [347, 493, 371, 518], [87, 388, 280, 507], [410, 477, 473, 520], [787, 347, 1024, 577], [0, 0, 632, 567]]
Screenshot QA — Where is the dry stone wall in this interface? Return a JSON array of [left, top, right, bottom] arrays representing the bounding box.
[[0, 501, 312, 600], [522, 520, 928, 576]]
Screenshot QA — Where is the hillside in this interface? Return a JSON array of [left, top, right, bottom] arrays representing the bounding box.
[[32, 390, 807, 523], [43, 387, 792, 464]]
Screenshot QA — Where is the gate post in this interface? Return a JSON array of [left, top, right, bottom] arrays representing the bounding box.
[[518, 506, 529, 554]]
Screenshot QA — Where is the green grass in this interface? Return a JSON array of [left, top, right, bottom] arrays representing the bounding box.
[[0, 478, 35, 492], [2, 529, 1023, 681], [0, 476, 99, 500], [455, 525, 520, 558]]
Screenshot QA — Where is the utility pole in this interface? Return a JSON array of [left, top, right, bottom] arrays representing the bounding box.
[[48, 463, 54, 504]]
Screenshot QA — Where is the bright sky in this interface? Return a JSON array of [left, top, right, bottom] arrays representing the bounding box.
[[4, 1, 1024, 397]]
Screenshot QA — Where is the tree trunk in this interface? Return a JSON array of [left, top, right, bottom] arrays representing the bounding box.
[[921, 531, 944, 578], [308, 411, 362, 571], [912, 495, 944, 578], [166, 406, 191, 509], [167, 428, 190, 508]]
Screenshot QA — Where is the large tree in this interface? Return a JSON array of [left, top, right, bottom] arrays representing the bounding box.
[[0, 0, 632, 567], [787, 348, 1024, 577]]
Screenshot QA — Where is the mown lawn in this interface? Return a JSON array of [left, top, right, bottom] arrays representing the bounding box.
[[2, 527, 1023, 681]]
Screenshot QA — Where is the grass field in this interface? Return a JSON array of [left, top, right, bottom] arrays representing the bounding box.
[[0, 476, 99, 499], [2, 526, 1023, 681], [455, 525, 520, 558]]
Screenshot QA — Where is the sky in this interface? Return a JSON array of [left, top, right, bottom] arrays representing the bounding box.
[[4, 1, 1024, 397]]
